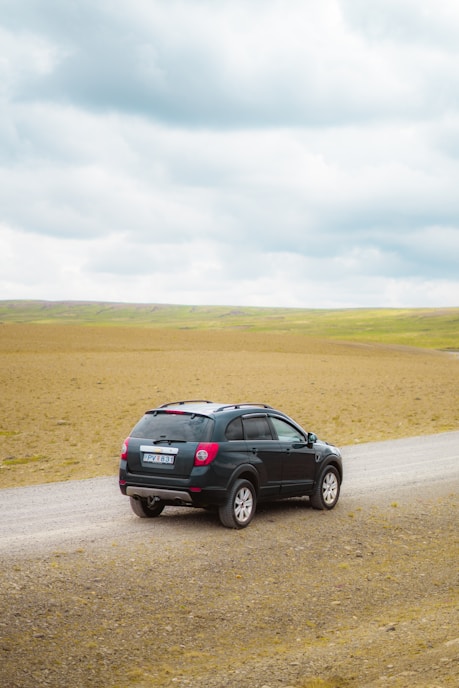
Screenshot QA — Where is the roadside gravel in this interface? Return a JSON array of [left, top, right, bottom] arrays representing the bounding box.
[[1, 486, 458, 688]]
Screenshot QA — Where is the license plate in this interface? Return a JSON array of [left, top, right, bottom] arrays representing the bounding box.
[[143, 453, 175, 465]]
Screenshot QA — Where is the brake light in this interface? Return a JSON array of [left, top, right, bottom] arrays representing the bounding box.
[[193, 442, 219, 466], [121, 437, 130, 460]]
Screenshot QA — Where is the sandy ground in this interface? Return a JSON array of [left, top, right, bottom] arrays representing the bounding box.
[[0, 324, 458, 687], [0, 483, 457, 688], [1, 324, 458, 488]]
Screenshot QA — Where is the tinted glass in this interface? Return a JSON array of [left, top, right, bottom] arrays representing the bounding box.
[[271, 417, 305, 442], [131, 412, 213, 441], [243, 416, 273, 440], [225, 417, 244, 440]]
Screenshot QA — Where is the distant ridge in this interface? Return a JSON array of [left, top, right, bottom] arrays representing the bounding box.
[[0, 300, 458, 350]]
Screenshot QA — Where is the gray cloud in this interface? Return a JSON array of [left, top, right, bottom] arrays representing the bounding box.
[[4, 0, 456, 126], [0, 0, 458, 307]]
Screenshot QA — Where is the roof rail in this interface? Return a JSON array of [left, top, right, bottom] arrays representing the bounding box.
[[158, 400, 214, 408], [214, 403, 274, 412]]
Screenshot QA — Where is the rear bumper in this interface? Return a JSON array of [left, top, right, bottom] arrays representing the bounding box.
[[126, 486, 193, 504], [119, 460, 230, 506], [121, 480, 228, 507]]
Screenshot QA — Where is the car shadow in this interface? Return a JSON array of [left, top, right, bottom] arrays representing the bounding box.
[[133, 496, 314, 530]]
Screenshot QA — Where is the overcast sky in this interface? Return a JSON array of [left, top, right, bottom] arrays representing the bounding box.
[[1, 0, 459, 308]]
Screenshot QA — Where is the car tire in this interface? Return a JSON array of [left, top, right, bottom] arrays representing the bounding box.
[[310, 465, 340, 510], [129, 496, 165, 518], [218, 479, 256, 529]]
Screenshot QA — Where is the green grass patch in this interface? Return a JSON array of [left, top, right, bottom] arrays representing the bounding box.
[[1, 300, 459, 349], [2, 455, 44, 466], [299, 681, 348, 688]]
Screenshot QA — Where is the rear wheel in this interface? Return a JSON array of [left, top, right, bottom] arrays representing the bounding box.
[[129, 496, 165, 518], [310, 466, 340, 510], [219, 479, 256, 529]]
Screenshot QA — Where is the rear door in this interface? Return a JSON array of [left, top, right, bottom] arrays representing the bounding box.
[[242, 414, 282, 497], [270, 416, 316, 496], [127, 410, 212, 479]]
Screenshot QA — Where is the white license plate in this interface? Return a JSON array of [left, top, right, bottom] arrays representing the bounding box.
[[143, 453, 175, 465]]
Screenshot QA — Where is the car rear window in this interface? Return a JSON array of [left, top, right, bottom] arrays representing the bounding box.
[[131, 411, 213, 442]]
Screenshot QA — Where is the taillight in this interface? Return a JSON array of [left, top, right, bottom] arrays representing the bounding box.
[[121, 437, 130, 460], [193, 442, 219, 466]]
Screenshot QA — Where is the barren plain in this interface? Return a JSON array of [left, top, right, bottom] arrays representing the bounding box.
[[0, 321, 458, 688], [1, 322, 458, 489]]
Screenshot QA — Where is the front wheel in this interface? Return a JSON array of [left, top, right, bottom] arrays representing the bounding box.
[[129, 496, 165, 518], [219, 479, 257, 529], [310, 466, 340, 510]]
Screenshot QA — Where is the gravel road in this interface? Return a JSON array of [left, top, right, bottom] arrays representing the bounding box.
[[1, 431, 458, 688], [1, 430, 458, 557]]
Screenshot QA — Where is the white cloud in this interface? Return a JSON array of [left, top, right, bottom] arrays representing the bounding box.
[[0, 25, 59, 100], [0, 0, 458, 307]]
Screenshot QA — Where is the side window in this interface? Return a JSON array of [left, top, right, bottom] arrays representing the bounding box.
[[271, 417, 305, 443], [242, 416, 273, 440], [225, 417, 244, 441]]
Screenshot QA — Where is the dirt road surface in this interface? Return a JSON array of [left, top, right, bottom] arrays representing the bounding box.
[[0, 432, 458, 688], [1, 431, 458, 556]]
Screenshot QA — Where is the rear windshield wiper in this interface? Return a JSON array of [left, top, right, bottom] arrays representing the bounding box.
[[151, 438, 187, 443]]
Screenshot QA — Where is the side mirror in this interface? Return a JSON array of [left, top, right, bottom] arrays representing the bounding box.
[[307, 432, 317, 448]]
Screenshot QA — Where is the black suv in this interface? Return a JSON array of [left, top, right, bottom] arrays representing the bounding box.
[[119, 400, 343, 529]]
